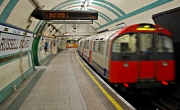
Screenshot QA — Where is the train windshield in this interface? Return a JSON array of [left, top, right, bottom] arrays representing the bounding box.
[[156, 35, 174, 53], [112, 33, 173, 54], [140, 33, 153, 54], [112, 34, 137, 53]]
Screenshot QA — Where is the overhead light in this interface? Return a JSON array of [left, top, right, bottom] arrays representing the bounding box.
[[64, 32, 69, 36], [81, 0, 93, 10], [84, 6, 87, 10]]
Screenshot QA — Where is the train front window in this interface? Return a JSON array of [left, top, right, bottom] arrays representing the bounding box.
[[156, 35, 173, 53], [112, 34, 137, 53], [140, 34, 153, 54]]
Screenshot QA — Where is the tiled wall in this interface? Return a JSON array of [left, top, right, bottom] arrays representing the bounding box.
[[0, 24, 35, 103]]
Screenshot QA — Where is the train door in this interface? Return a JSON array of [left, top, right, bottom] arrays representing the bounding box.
[[82, 39, 86, 56], [92, 40, 99, 64], [138, 33, 156, 81], [84, 40, 89, 60], [93, 35, 101, 66], [105, 38, 111, 78], [105, 32, 117, 78], [89, 35, 97, 64], [155, 34, 175, 81], [138, 33, 175, 82]]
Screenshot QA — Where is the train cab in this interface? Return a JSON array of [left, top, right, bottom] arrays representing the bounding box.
[[108, 23, 175, 89]]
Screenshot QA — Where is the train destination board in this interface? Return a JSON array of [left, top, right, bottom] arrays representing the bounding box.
[[31, 8, 98, 20], [43, 10, 98, 20]]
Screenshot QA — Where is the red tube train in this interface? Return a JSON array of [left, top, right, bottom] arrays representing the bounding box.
[[77, 23, 175, 92]]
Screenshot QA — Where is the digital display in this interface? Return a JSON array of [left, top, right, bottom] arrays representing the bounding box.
[[45, 12, 68, 19], [43, 10, 98, 20]]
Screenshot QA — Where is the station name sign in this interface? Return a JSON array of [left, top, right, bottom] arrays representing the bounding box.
[[31, 8, 98, 20]]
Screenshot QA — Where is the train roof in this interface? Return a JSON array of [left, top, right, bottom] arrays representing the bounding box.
[[84, 34, 97, 41], [116, 23, 172, 36], [94, 29, 120, 41], [79, 23, 172, 42]]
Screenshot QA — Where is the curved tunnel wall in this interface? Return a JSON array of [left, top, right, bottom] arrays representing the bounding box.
[[0, 0, 179, 103]]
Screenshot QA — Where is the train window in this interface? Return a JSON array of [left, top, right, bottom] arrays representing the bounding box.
[[85, 41, 87, 49], [106, 40, 110, 56], [99, 41, 105, 55], [156, 35, 173, 53], [140, 34, 153, 54], [106, 32, 118, 56], [85, 41, 89, 49], [87, 41, 89, 49], [80, 41, 82, 47], [93, 41, 99, 52], [79, 42, 81, 47], [112, 34, 137, 53]]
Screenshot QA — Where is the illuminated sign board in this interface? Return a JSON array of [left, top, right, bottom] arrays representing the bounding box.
[[136, 24, 156, 31], [31, 9, 98, 20], [43, 10, 98, 20]]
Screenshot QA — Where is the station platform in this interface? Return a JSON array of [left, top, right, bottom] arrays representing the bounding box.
[[0, 48, 135, 110]]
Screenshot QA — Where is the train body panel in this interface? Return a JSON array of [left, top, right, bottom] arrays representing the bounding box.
[[109, 61, 138, 83], [156, 60, 175, 81], [78, 23, 175, 91], [139, 61, 156, 79]]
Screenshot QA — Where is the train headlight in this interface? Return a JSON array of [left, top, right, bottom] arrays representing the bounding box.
[[162, 62, 168, 66], [124, 62, 128, 67]]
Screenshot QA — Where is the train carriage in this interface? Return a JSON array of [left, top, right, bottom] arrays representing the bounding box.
[[78, 23, 175, 92]]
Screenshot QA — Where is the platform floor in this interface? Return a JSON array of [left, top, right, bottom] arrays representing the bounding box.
[[0, 48, 135, 110]]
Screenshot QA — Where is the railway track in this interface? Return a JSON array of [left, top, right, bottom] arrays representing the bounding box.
[[149, 91, 180, 110]]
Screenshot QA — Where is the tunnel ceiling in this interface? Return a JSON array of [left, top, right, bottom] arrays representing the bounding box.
[[37, 0, 172, 31]]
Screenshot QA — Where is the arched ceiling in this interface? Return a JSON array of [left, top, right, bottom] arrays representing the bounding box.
[[36, 0, 173, 31]]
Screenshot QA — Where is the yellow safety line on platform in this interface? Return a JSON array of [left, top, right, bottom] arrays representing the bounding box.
[[75, 53, 123, 110]]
